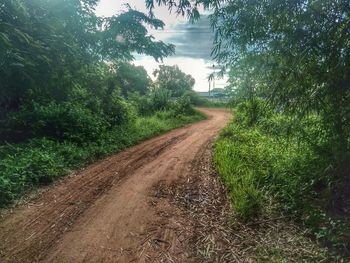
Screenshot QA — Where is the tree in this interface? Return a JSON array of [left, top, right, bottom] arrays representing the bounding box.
[[153, 65, 195, 97], [114, 62, 151, 97]]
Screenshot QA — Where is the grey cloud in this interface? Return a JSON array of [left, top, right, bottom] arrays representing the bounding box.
[[164, 16, 214, 60]]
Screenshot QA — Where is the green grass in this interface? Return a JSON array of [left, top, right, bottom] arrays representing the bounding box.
[[0, 110, 206, 207], [214, 102, 350, 256]]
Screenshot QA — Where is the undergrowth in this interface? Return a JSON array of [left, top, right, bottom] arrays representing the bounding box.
[[214, 98, 350, 258]]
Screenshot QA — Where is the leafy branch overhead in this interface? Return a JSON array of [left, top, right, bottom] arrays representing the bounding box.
[[99, 9, 174, 61]]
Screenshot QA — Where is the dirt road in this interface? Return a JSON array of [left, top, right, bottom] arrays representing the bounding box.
[[0, 108, 231, 262]]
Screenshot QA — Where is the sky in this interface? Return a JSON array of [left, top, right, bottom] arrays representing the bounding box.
[[95, 0, 228, 92]]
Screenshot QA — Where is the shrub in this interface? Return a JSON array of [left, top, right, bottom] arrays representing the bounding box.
[[150, 88, 172, 111], [1, 102, 108, 144], [128, 92, 154, 116], [172, 94, 195, 116], [0, 139, 67, 205], [183, 90, 209, 106], [101, 92, 136, 126]]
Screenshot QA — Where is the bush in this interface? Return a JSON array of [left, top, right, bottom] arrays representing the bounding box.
[[150, 88, 172, 111], [183, 90, 209, 106], [1, 102, 108, 144], [172, 94, 195, 116], [101, 92, 136, 126], [0, 139, 67, 204], [183, 90, 229, 108], [0, 93, 139, 145], [128, 92, 154, 116]]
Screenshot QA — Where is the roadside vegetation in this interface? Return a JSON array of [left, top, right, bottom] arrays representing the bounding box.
[[0, 1, 205, 207], [215, 99, 349, 257]]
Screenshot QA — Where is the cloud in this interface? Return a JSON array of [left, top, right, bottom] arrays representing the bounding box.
[[96, 1, 214, 61], [96, 0, 186, 24], [163, 16, 214, 60]]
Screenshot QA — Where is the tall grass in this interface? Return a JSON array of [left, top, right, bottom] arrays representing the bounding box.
[[214, 99, 349, 254]]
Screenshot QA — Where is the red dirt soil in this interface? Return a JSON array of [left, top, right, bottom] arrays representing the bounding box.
[[0, 108, 231, 262]]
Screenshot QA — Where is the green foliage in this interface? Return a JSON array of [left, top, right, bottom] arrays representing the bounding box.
[[234, 98, 272, 127], [101, 9, 174, 61], [0, 0, 174, 114], [172, 94, 195, 116], [215, 101, 350, 253], [153, 65, 195, 97], [0, 139, 67, 204], [212, 0, 350, 158], [1, 102, 108, 144], [130, 89, 198, 118], [183, 90, 208, 106], [129, 92, 154, 116], [183, 90, 228, 108], [148, 0, 350, 157], [216, 125, 278, 220], [115, 62, 151, 97], [149, 88, 172, 111], [101, 91, 136, 127]]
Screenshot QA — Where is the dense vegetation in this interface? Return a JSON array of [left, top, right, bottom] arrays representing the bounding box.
[[0, 0, 206, 206], [215, 99, 349, 255], [150, 0, 350, 257]]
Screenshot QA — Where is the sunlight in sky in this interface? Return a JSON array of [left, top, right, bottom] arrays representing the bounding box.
[[96, 0, 228, 91]]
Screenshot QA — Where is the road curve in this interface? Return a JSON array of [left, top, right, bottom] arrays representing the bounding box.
[[0, 108, 231, 262]]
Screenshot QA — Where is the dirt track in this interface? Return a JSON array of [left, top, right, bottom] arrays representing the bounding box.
[[0, 108, 231, 262]]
